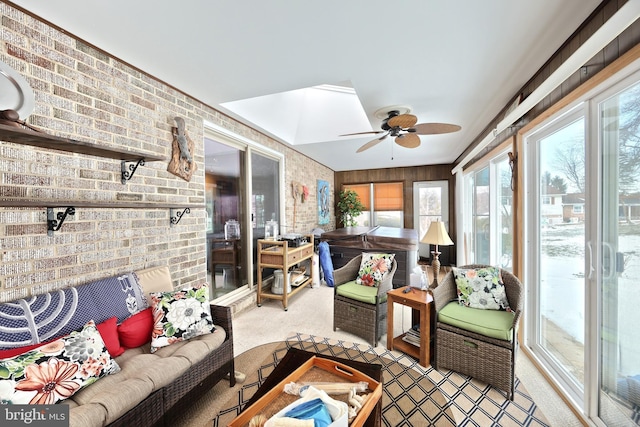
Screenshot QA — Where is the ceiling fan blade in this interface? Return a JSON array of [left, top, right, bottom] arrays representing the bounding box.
[[412, 122, 462, 135], [395, 133, 420, 149], [387, 113, 418, 129], [356, 134, 388, 153], [339, 130, 385, 136]]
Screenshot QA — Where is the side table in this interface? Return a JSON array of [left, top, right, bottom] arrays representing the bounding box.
[[386, 286, 433, 367]]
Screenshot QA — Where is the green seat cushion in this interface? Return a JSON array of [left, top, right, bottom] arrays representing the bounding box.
[[336, 281, 387, 305], [438, 302, 515, 341]]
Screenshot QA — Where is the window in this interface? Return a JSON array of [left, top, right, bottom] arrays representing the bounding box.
[[462, 143, 513, 270], [344, 182, 404, 227]]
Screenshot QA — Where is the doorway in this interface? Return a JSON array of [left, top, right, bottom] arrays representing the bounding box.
[[413, 180, 450, 261], [524, 68, 640, 425], [204, 125, 284, 303]]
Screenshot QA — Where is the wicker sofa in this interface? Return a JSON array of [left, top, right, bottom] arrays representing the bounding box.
[[431, 264, 523, 400], [0, 265, 235, 427]]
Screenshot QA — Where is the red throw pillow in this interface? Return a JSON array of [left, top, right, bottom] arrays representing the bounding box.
[[97, 317, 125, 357], [0, 342, 46, 359], [117, 307, 153, 348]]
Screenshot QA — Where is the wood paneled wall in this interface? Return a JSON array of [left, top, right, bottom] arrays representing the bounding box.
[[458, 0, 639, 168], [334, 163, 456, 265]]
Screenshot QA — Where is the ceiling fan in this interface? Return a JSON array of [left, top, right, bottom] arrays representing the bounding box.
[[341, 109, 461, 153]]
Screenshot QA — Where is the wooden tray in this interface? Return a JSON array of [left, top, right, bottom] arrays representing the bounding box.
[[228, 355, 382, 427]]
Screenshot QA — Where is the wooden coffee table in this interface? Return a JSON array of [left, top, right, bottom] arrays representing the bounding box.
[[240, 347, 382, 427]]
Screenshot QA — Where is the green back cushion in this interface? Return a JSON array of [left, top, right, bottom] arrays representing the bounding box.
[[438, 301, 515, 341], [336, 281, 387, 305]]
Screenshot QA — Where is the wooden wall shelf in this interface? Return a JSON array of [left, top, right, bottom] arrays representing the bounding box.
[[0, 123, 195, 235], [0, 200, 202, 209], [0, 123, 165, 161]]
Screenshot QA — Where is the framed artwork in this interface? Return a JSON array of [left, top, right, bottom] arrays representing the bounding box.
[[317, 180, 330, 225]]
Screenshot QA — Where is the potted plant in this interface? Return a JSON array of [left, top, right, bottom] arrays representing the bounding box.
[[337, 189, 364, 227]]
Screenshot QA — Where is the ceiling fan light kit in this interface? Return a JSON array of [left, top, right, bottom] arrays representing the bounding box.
[[345, 106, 462, 153]]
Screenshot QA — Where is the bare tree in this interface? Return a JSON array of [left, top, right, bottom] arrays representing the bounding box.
[[551, 140, 585, 193], [617, 84, 640, 193]]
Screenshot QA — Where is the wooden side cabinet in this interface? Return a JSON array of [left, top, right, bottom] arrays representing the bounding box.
[[256, 235, 315, 311], [386, 286, 433, 367]]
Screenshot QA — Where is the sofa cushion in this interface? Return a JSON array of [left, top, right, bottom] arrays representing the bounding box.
[[356, 253, 395, 287], [336, 280, 386, 305], [67, 325, 226, 427], [438, 301, 515, 341], [149, 284, 215, 353], [67, 402, 108, 427], [87, 273, 148, 323], [0, 273, 147, 351], [96, 317, 124, 357], [134, 265, 174, 295], [0, 285, 101, 350], [0, 320, 120, 405], [117, 308, 153, 349]]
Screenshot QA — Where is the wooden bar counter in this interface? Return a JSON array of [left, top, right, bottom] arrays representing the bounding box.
[[320, 226, 418, 288]]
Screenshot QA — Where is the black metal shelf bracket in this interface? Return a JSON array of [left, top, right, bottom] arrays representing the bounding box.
[[121, 159, 145, 184], [47, 207, 76, 236], [170, 207, 190, 227]]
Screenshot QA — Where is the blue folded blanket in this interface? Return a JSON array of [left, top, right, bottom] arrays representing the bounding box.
[[284, 397, 333, 427]]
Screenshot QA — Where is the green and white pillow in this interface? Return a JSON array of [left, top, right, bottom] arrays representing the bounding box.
[[0, 320, 120, 405], [453, 266, 511, 311], [149, 284, 215, 353], [356, 253, 395, 287]]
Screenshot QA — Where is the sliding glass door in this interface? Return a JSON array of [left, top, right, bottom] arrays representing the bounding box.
[[527, 109, 586, 403], [525, 68, 640, 425], [204, 125, 284, 302], [595, 74, 640, 426]]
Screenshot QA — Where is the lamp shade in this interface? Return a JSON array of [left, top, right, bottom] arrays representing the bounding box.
[[421, 221, 454, 246]]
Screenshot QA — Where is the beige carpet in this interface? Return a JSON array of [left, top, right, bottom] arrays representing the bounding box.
[[179, 333, 550, 427]]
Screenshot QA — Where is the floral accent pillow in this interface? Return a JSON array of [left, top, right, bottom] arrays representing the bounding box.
[[149, 284, 215, 353], [0, 320, 120, 405], [453, 266, 511, 311], [355, 253, 395, 287]]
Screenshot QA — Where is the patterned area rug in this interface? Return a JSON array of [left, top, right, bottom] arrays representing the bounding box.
[[213, 333, 550, 426]]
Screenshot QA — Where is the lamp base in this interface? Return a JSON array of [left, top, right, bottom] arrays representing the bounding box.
[[429, 251, 441, 289]]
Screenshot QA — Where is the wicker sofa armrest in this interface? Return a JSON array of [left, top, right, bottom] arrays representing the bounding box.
[[332, 254, 363, 286], [431, 271, 457, 312]]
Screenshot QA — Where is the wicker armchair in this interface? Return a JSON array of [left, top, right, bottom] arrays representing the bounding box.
[[431, 264, 523, 400], [333, 254, 397, 347]]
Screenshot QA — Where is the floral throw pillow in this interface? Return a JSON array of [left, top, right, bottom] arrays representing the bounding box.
[[453, 266, 511, 311], [149, 284, 215, 353], [0, 320, 120, 405], [355, 253, 395, 287]]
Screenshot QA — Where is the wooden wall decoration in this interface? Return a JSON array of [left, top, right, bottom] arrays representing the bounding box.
[[168, 116, 197, 181]]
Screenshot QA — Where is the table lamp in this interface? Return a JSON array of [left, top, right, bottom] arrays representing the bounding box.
[[421, 220, 453, 288]]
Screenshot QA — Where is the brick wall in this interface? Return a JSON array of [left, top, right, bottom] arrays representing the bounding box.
[[0, 3, 334, 302]]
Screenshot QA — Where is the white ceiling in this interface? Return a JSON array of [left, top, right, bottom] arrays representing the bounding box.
[[11, 0, 602, 171]]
